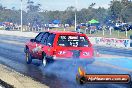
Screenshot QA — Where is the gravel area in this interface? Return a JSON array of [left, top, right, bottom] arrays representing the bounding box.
[[0, 64, 49, 88]]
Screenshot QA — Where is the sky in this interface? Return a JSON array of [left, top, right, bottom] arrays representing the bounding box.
[[0, 0, 112, 11]]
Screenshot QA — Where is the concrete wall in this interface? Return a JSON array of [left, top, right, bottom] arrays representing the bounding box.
[[89, 37, 131, 49]]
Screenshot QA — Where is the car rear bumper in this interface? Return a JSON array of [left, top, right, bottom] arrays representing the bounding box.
[[47, 56, 95, 63]]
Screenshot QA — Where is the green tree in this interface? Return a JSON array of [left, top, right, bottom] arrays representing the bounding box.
[[121, 1, 132, 22], [94, 7, 108, 24], [109, 0, 123, 22], [61, 6, 76, 25], [26, 0, 42, 25], [109, 0, 132, 23], [27, 0, 41, 12]]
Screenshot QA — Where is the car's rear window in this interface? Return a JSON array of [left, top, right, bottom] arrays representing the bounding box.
[[58, 35, 90, 47]]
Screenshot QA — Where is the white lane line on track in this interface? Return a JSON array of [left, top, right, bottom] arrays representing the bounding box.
[[0, 30, 38, 38], [93, 61, 132, 72], [0, 40, 25, 45]]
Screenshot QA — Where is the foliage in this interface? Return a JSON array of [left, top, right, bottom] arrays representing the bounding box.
[[0, 0, 131, 25], [109, 0, 132, 23]]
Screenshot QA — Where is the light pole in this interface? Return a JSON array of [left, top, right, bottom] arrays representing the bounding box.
[[74, 0, 78, 31], [75, 10, 77, 31], [21, 0, 23, 32]]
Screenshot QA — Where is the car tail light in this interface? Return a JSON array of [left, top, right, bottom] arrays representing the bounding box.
[[58, 51, 66, 55], [83, 52, 90, 56], [53, 51, 56, 55]]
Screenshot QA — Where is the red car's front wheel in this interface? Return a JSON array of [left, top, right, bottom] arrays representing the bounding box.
[[25, 49, 32, 64]]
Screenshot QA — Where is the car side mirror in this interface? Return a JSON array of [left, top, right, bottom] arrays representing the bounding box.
[[30, 39, 35, 42]]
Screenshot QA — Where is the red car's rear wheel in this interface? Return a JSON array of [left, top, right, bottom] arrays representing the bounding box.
[[42, 56, 47, 67], [25, 49, 32, 64]]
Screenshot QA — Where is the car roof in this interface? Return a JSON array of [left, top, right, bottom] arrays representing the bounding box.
[[44, 31, 84, 35]]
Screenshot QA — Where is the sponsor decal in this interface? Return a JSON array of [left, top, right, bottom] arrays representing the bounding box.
[[48, 48, 50, 51], [76, 67, 131, 84], [32, 46, 42, 53]]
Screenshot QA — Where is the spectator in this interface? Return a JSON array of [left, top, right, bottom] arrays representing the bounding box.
[[76, 25, 80, 32]]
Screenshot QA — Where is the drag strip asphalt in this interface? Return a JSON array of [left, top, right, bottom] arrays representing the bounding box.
[[1, 34, 132, 57], [94, 46, 132, 57], [0, 34, 132, 88]]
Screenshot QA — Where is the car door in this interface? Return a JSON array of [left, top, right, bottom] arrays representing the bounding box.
[[37, 32, 50, 59], [44, 33, 56, 57], [31, 32, 45, 57]]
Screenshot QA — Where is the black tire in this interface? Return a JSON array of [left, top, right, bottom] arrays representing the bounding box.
[[25, 49, 32, 64]]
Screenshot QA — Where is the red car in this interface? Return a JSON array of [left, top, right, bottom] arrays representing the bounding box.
[[24, 31, 95, 67]]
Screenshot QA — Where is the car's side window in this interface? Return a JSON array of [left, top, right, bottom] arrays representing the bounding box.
[[35, 32, 45, 43], [46, 34, 56, 46], [40, 32, 50, 44]]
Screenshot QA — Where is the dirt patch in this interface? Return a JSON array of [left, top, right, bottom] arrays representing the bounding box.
[[0, 64, 49, 88]]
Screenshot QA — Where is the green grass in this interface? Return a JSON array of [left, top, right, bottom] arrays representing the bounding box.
[[87, 30, 132, 39], [0, 28, 4, 30], [50, 26, 75, 31], [50, 27, 132, 39]]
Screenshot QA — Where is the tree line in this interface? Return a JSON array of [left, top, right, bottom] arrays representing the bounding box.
[[0, 0, 131, 26]]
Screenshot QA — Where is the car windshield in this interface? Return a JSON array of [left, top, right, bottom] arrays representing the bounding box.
[[58, 35, 89, 47]]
